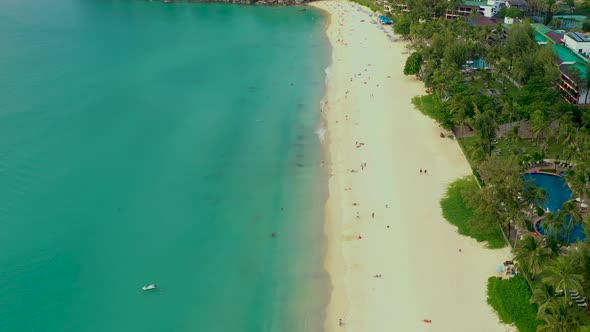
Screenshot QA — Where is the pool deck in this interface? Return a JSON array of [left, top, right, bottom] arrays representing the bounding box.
[[523, 161, 572, 176]]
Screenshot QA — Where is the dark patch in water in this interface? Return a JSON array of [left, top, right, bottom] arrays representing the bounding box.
[[202, 193, 220, 206]]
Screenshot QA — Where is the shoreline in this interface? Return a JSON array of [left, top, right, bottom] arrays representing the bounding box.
[[310, 1, 513, 331]]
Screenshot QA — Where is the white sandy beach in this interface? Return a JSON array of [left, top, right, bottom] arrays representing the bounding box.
[[310, 1, 514, 331]]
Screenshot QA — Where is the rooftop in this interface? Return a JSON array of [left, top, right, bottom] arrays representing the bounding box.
[[468, 14, 497, 28], [560, 63, 588, 80], [531, 24, 588, 79], [546, 31, 563, 44], [567, 31, 590, 43], [507, 0, 527, 6], [464, 0, 493, 7], [554, 44, 586, 65], [531, 23, 551, 34], [535, 32, 548, 44]]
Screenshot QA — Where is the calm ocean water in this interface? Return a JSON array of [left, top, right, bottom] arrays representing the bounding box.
[[0, 1, 329, 331]]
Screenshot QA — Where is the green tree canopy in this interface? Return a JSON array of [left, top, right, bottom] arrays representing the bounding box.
[[467, 156, 527, 239], [514, 234, 553, 279], [395, 15, 411, 36], [505, 7, 523, 18], [403, 52, 423, 76]]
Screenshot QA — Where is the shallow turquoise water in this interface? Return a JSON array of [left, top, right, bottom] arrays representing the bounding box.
[[0, 1, 329, 331]]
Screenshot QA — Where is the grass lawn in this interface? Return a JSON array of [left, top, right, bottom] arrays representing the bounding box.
[[440, 177, 506, 248], [487, 275, 541, 332], [411, 95, 436, 119]]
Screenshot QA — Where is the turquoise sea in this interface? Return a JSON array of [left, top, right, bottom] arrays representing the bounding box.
[[0, 1, 329, 331]]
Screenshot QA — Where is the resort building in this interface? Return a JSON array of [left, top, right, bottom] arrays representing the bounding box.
[[564, 32, 590, 59], [463, 0, 506, 18], [503, 16, 521, 25], [559, 64, 589, 104], [506, 0, 527, 11], [398, 0, 503, 19], [446, 4, 478, 19], [531, 24, 590, 105]]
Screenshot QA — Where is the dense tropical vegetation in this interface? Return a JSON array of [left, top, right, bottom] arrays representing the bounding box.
[[368, 0, 590, 329], [487, 275, 541, 332], [440, 176, 506, 248]]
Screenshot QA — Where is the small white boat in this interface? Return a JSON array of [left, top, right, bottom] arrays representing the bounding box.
[[142, 284, 157, 291]]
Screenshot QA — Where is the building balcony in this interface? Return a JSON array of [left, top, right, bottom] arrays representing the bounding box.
[[560, 79, 579, 93]]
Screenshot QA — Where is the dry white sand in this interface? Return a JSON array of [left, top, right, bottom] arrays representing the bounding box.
[[309, 1, 514, 331]]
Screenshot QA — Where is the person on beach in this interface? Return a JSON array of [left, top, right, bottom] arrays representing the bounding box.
[[371, 212, 374, 218], [339, 319, 344, 327], [420, 169, 422, 174], [424, 169, 427, 174]]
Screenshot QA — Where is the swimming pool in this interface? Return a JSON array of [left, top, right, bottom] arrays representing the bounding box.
[[524, 173, 586, 243]]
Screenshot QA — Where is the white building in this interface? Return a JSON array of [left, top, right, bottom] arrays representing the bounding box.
[[465, 0, 505, 18], [503, 16, 521, 24], [564, 32, 590, 58]]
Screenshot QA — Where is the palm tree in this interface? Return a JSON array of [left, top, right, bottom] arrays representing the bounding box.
[[543, 255, 584, 298], [583, 213, 590, 239], [537, 298, 580, 332], [564, 202, 582, 239], [501, 95, 520, 128], [571, 240, 590, 291], [514, 234, 553, 280], [530, 109, 550, 146], [545, 210, 573, 244], [531, 282, 557, 315], [512, 58, 531, 83], [543, 212, 561, 243], [566, 170, 589, 202], [522, 185, 548, 219], [556, 115, 577, 147], [559, 211, 576, 244], [469, 104, 497, 157], [449, 95, 470, 137], [562, 143, 579, 165]]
